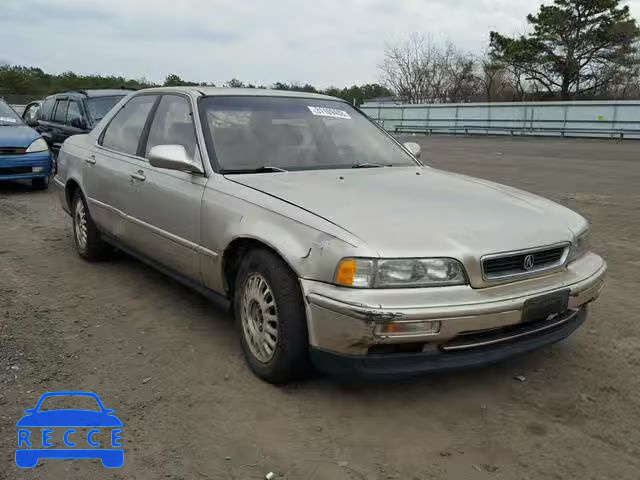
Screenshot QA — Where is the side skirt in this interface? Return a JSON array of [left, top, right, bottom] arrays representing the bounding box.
[[101, 233, 231, 312]]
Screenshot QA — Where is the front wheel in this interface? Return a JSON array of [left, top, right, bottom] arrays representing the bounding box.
[[234, 249, 311, 383]]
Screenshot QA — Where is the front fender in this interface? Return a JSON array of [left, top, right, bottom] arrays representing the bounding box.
[[200, 180, 372, 293]]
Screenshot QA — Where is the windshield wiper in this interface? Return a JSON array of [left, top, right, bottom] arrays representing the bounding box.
[[352, 162, 390, 169], [221, 166, 289, 174]]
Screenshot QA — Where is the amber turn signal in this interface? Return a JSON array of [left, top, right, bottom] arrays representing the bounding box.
[[335, 259, 357, 286]]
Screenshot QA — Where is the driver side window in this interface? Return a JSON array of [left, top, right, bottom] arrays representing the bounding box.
[[66, 101, 83, 126], [100, 95, 158, 156], [144, 95, 199, 160]]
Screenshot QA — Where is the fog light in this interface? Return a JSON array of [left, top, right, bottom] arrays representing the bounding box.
[[377, 320, 441, 336], [32, 167, 45, 173]]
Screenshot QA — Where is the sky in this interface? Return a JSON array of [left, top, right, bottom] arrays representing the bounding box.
[[1, 0, 639, 88]]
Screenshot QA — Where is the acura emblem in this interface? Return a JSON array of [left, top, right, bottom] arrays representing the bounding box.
[[523, 254, 535, 270]]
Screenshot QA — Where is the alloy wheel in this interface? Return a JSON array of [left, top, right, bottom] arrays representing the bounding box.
[[240, 273, 279, 363]]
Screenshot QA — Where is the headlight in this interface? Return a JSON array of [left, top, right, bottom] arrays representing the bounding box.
[[334, 258, 467, 288], [568, 229, 590, 263], [25, 138, 49, 153]]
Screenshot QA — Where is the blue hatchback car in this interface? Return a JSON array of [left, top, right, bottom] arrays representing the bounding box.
[[0, 99, 52, 189]]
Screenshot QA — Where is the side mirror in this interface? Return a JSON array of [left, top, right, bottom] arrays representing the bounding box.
[[70, 117, 86, 130], [403, 142, 422, 159], [148, 145, 204, 174], [24, 409, 34, 414]]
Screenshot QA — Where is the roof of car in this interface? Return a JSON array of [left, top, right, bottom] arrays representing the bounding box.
[[48, 89, 132, 99], [134, 86, 344, 102]]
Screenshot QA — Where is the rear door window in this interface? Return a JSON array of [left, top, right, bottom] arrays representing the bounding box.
[[100, 95, 158, 156], [53, 100, 69, 123]]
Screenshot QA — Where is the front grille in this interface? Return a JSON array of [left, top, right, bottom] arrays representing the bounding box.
[[482, 244, 568, 280], [0, 166, 32, 175], [0, 147, 26, 155]]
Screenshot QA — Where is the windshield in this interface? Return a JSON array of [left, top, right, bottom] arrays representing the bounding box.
[[0, 100, 24, 126], [199, 96, 417, 172], [87, 95, 125, 122]]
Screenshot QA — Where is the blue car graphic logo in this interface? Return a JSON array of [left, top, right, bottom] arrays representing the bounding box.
[[16, 391, 123, 468]]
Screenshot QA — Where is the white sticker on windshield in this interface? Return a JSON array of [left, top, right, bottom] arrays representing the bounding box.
[[307, 106, 351, 119], [0, 116, 17, 123]]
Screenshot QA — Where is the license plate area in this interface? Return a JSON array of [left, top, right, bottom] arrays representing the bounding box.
[[522, 289, 570, 323]]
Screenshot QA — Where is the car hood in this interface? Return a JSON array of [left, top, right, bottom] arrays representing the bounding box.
[[16, 410, 123, 427], [0, 124, 39, 148], [228, 166, 586, 257]]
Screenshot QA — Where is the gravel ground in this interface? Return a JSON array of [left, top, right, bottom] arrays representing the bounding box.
[[1, 136, 639, 479]]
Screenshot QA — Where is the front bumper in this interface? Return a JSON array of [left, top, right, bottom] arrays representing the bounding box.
[[311, 308, 587, 379], [0, 152, 51, 181], [302, 252, 606, 377]]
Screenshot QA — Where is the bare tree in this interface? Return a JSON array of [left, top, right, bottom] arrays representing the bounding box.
[[440, 43, 480, 102], [380, 34, 481, 103], [379, 34, 434, 103], [589, 46, 640, 98], [479, 55, 510, 102]]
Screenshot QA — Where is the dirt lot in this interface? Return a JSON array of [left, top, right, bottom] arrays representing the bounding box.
[[1, 136, 639, 479]]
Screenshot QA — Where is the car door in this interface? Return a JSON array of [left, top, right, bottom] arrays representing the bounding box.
[[84, 94, 160, 237], [119, 93, 206, 282]]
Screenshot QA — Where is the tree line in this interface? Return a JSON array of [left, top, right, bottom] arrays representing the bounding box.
[[2, 0, 638, 105], [381, 0, 640, 103], [0, 66, 393, 106], [165, 74, 394, 105]]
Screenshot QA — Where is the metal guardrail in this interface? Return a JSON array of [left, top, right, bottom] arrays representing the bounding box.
[[393, 123, 640, 140], [362, 100, 640, 140]]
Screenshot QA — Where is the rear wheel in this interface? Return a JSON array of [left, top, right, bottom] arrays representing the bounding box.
[[72, 191, 112, 261], [234, 249, 311, 383]]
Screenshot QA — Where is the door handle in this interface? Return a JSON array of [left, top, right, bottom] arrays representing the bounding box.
[[130, 171, 146, 182], [85, 155, 96, 165]]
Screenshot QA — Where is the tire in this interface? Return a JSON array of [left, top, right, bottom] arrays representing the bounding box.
[[71, 191, 112, 261], [233, 249, 311, 383], [31, 177, 49, 190]]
